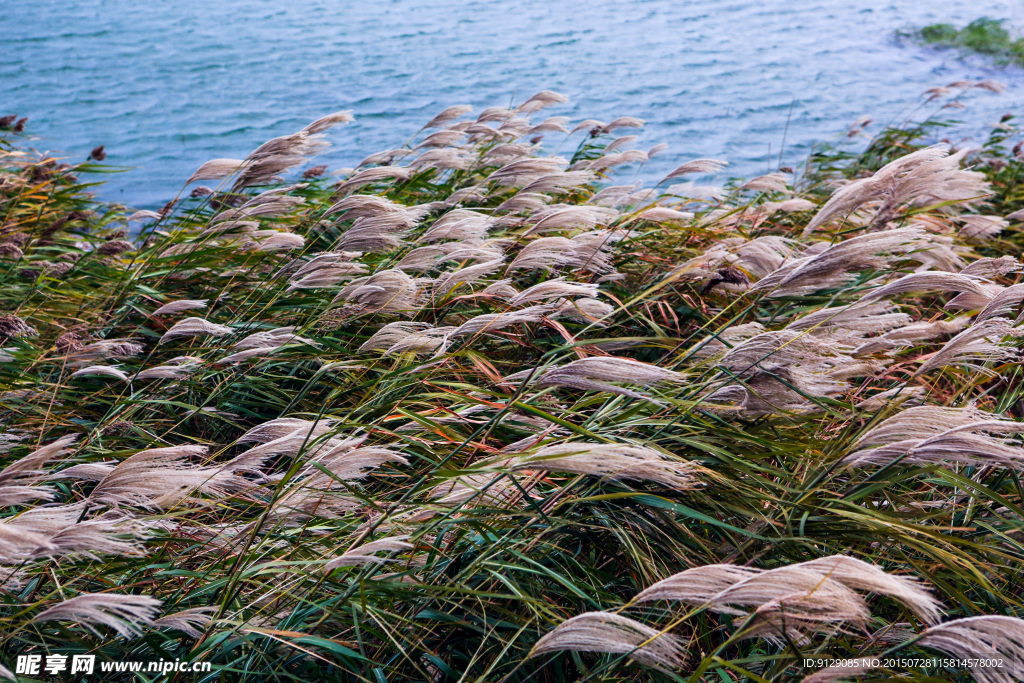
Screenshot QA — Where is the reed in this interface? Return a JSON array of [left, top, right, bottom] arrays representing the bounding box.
[[1, 83, 1023, 681]]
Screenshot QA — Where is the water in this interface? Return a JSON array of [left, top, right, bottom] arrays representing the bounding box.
[[3, 0, 1022, 209]]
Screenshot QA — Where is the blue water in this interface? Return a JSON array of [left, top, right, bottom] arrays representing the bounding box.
[[3, 0, 1022, 208]]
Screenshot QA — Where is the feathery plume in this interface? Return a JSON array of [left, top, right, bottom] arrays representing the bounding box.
[[453, 305, 555, 337], [85, 445, 244, 509], [70, 365, 130, 381], [301, 110, 354, 134], [152, 606, 217, 638], [513, 442, 702, 489], [325, 536, 413, 569], [516, 90, 569, 114], [334, 269, 429, 313], [32, 593, 162, 638], [152, 300, 208, 316], [753, 228, 935, 297], [504, 356, 685, 402], [424, 104, 473, 129], [159, 317, 233, 345], [915, 317, 1024, 376], [187, 158, 245, 184], [916, 616, 1024, 683], [532, 612, 686, 670], [136, 356, 202, 381]]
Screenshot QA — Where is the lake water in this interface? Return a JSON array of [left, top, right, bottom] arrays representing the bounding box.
[[3, 0, 1023, 208]]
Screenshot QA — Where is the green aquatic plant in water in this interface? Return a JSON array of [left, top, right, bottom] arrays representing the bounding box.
[[918, 17, 1024, 66]]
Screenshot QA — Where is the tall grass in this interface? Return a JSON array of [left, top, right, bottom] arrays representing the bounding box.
[[1, 83, 1024, 682]]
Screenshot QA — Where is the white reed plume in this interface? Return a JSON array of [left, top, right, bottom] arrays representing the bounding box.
[[636, 207, 694, 224], [507, 231, 621, 275], [854, 316, 971, 355], [752, 228, 935, 297], [764, 198, 816, 213], [333, 269, 429, 313], [531, 612, 686, 670], [784, 300, 910, 336], [6, 503, 148, 560], [854, 385, 927, 411], [70, 365, 129, 381], [410, 148, 474, 171], [383, 326, 455, 356], [504, 356, 685, 402], [798, 555, 941, 624], [516, 90, 569, 113], [0, 434, 77, 507], [32, 593, 162, 638], [298, 442, 408, 484], [286, 257, 367, 290], [301, 110, 354, 134], [429, 468, 526, 507], [424, 104, 473, 129], [554, 297, 615, 323], [136, 356, 203, 381], [334, 166, 413, 195], [977, 283, 1024, 323], [64, 338, 145, 365], [360, 322, 435, 352], [216, 326, 318, 364], [356, 148, 415, 167], [509, 278, 600, 305], [231, 326, 318, 352], [238, 418, 337, 445], [414, 129, 467, 149], [336, 214, 416, 253], [0, 525, 58, 564], [635, 563, 880, 640], [496, 192, 552, 213], [186, 158, 245, 184], [453, 305, 555, 337], [803, 146, 990, 234], [586, 150, 648, 171], [226, 427, 358, 477], [152, 606, 218, 638], [845, 407, 1024, 470], [659, 158, 728, 184], [521, 172, 599, 199], [479, 279, 520, 299], [601, 116, 645, 133], [959, 215, 1008, 241], [326, 193, 411, 219], [419, 209, 493, 243], [487, 158, 568, 188], [159, 317, 233, 345], [914, 317, 1024, 376], [859, 271, 995, 304], [325, 536, 413, 569], [127, 209, 163, 222], [80, 445, 245, 510], [150, 299, 207, 318], [513, 442, 703, 490], [739, 173, 790, 192], [914, 615, 1024, 683], [523, 205, 617, 234], [670, 235, 798, 290], [507, 236, 580, 273]]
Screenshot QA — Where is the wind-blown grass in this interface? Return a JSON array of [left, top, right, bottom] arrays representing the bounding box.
[[1, 83, 1024, 682]]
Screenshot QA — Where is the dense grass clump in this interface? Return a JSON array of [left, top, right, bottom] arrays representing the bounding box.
[[1, 85, 1024, 682], [917, 17, 1024, 67]]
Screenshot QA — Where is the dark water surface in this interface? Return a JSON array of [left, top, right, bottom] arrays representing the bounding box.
[[3, 0, 1023, 208]]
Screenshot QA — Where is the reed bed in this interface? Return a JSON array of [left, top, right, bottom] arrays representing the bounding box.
[[1, 84, 1024, 682]]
